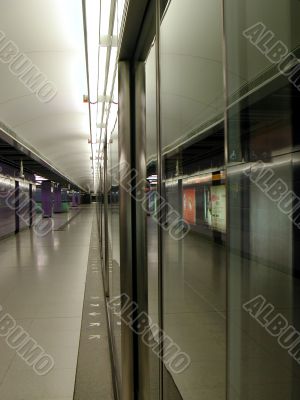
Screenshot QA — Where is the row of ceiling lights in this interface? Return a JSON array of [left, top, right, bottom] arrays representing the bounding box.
[[84, 0, 126, 190]]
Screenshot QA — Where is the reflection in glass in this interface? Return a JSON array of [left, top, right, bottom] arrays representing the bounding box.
[[107, 127, 121, 387], [160, 0, 226, 399], [224, 0, 300, 399], [146, 42, 160, 400]]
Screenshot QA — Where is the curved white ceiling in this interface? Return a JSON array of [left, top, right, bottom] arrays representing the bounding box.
[[0, 0, 92, 190]]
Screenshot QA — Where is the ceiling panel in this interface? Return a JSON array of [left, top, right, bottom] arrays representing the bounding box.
[[0, 0, 92, 191]]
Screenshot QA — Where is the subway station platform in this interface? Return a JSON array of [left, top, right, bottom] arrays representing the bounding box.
[[0, 206, 113, 400], [1, 0, 300, 399]]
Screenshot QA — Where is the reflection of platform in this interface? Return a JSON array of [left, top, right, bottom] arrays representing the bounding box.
[[148, 213, 300, 400], [53, 208, 81, 231], [107, 208, 122, 386], [146, 214, 226, 400]]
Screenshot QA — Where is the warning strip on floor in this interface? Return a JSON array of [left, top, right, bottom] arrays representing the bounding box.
[[73, 221, 114, 400]]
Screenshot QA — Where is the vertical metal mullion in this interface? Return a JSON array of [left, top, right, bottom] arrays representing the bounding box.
[[15, 181, 20, 234], [221, 0, 229, 400], [104, 142, 109, 297], [102, 165, 105, 260], [134, 61, 149, 400], [29, 184, 33, 227], [155, 0, 164, 399], [99, 164, 103, 258], [119, 61, 134, 400]]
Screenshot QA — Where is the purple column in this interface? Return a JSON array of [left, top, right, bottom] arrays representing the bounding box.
[[72, 192, 77, 207], [53, 185, 62, 213], [76, 192, 81, 206], [41, 180, 52, 217]]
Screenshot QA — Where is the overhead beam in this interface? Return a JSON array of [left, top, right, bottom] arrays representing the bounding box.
[[0, 127, 85, 191]]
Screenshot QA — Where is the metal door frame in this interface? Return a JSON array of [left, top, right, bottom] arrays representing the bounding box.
[[116, 1, 169, 399]]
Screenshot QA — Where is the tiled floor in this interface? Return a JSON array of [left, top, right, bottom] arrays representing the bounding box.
[[51, 208, 81, 231], [0, 206, 93, 400]]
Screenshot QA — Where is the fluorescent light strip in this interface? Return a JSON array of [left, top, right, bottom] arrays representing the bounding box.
[[86, 0, 100, 103], [100, 0, 112, 36], [107, 104, 117, 135], [90, 106, 98, 143], [85, 0, 101, 191], [117, 0, 126, 37], [113, 4, 118, 36], [97, 0, 118, 145], [98, 46, 107, 97], [106, 46, 117, 97]]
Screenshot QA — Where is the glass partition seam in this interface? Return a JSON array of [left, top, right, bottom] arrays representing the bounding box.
[[104, 140, 109, 297], [118, 61, 135, 400], [100, 165, 104, 260], [160, 0, 172, 21], [221, 1, 229, 400], [135, 61, 151, 400], [155, 0, 163, 399], [130, 61, 140, 400]]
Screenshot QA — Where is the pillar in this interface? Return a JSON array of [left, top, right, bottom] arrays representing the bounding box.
[[41, 180, 52, 218], [53, 185, 62, 213], [72, 192, 77, 207]]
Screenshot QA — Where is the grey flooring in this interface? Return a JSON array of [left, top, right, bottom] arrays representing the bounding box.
[[0, 206, 93, 399]]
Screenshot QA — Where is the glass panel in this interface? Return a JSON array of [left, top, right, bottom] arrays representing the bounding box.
[[160, 0, 226, 399], [224, 1, 300, 399], [100, 165, 105, 260], [145, 42, 160, 400], [101, 0, 123, 389], [107, 125, 122, 387]]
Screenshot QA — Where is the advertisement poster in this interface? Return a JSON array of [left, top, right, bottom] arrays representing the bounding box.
[[183, 188, 196, 225], [211, 185, 226, 233]]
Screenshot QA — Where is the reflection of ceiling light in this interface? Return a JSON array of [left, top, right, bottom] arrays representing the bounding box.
[[84, 0, 100, 191], [98, 94, 111, 102], [98, 47, 107, 97], [85, 0, 100, 104], [35, 175, 48, 181], [107, 47, 117, 97], [147, 175, 158, 182], [100, 35, 117, 47], [100, 0, 112, 36], [84, 0, 127, 191]]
